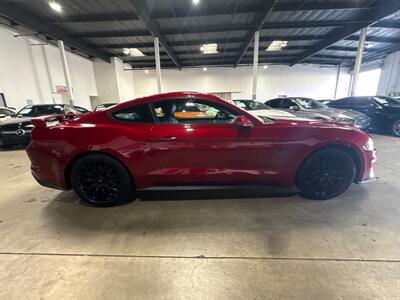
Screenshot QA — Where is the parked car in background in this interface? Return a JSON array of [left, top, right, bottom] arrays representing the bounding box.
[[0, 104, 79, 147], [265, 97, 370, 130], [317, 99, 333, 105], [94, 103, 118, 111], [27, 92, 376, 206], [328, 96, 400, 136], [231, 99, 297, 119], [74, 106, 91, 114], [0, 107, 16, 121]]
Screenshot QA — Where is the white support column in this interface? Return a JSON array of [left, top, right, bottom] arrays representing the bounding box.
[[333, 64, 341, 99], [57, 40, 74, 104], [350, 27, 367, 96], [252, 31, 260, 100], [154, 37, 162, 93], [41, 45, 56, 103]]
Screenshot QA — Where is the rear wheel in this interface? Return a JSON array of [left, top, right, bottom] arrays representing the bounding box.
[[391, 119, 400, 137], [70, 154, 136, 206], [296, 149, 356, 200]]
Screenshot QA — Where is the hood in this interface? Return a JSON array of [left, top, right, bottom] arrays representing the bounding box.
[[248, 109, 296, 118], [269, 118, 357, 131], [0, 116, 33, 126]]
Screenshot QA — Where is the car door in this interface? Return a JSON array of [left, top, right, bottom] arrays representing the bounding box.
[[148, 97, 274, 185]]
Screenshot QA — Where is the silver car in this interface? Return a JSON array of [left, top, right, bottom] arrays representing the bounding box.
[[265, 97, 370, 130]]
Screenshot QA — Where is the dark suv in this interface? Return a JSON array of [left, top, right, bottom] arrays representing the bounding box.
[[0, 104, 79, 147], [328, 96, 400, 136]]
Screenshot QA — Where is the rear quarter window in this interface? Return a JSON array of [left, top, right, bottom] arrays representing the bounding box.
[[113, 103, 154, 123]]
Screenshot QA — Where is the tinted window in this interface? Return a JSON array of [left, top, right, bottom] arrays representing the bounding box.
[[266, 99, 282, 108], [348, 97, 372, 106], [16, 105, 65, 117], [294, 98, 326, 109], [372, 96, 400, 106], [113, 104, 153, 122], [282, 99, 297, 109], [152, 98, 238, 124], [233, 100, 268, 111]]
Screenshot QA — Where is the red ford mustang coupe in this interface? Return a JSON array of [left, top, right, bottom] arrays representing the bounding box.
[[27, 92, 376, 206]]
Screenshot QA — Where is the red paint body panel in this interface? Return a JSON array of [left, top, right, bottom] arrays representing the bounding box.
[[26, 92, 376, 191]]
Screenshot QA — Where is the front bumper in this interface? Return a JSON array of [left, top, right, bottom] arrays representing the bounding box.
[[0, 131, 31, 146], [356, 148, 377, 183]]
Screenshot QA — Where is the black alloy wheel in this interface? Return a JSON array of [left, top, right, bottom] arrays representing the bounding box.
[[392, 119, 400, 137], [296, 148, 356, 200], [71, 154, 136, 206]]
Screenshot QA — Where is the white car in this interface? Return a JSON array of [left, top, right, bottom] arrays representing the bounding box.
[[231, 99, 297, 119], [0, 107, 16, 122]]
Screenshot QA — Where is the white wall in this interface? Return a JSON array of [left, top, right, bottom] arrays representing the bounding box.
[[133, 64, 350, 100], [377, 51, 400, 97], [93, 57, 135, 106], [0, 25, 97, 110]]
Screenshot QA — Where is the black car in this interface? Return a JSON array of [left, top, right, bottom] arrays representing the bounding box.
[[0, 104, 79, 147], [328, 96, 400, 136]]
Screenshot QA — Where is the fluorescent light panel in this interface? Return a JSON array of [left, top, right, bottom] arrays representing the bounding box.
[[266, 40, 288, 51], [123, 48, 145, 56], [49, 1, 62, 13], [200, 43, 218, 54]]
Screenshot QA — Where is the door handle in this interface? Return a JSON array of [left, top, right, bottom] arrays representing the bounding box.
[[162, 136, 177, 140]]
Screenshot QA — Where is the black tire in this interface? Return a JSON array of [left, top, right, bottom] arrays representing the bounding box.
[[70, 154, 136, 206], [296, 148, 356, 200], [391, 119, 400, 137]]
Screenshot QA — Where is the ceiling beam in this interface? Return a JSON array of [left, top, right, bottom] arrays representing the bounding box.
[[0, 3, 110, 62], [363, 43, 400, 62], [128, 0, 181, 69], [290, 0, 400, 65], [234, 0, 277, 66], [46, 13, 139, 23]]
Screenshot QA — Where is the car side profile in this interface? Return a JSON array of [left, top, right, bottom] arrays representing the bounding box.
[[328, 96, 400, 136], [265, 97, 370, 130], [27, 92, 376, 206]]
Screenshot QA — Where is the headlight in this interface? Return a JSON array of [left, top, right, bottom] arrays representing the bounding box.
[[333, 116, 355, 124], [363, 137, 374, 151]]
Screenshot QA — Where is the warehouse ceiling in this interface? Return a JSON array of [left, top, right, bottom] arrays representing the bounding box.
[[0, 0, 399, 69]]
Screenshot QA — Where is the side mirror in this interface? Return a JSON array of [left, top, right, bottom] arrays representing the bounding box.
[[234, 115, 253, 128], [289, 105, 300, 111], [0, 114, 6, 118]]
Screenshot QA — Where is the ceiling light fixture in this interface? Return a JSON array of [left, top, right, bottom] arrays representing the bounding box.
[[365, 41, 375, 49], [203, 67, 207, 71], [266, 40, 288, 51], [200, 43, 218, 54], [49, 1, 62, 13], [122, 48, 146, 57], [193, 0, 200, 5]]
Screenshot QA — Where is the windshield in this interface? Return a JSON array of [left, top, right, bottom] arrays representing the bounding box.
[[233, 100, 269, 111], [294, 98, 327, 109], [372, 96, 400, 106], [16, 105, 65, 118]]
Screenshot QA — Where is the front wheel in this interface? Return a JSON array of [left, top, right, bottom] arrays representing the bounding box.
[[71, 154, 136, 206], [391, 119, 400, 137], [296, 149, 356, 200]]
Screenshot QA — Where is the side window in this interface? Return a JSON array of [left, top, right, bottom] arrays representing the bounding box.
[[0, 109, 13, 116], [282, 99, 296, 109], [152, 98, 238, 124], [113, 103, 154, 123], [267, 99, 281, 108], [354, 98, 373, 106]]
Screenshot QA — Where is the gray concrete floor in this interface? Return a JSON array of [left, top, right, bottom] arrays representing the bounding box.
[[0, 134, 399, 299]]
